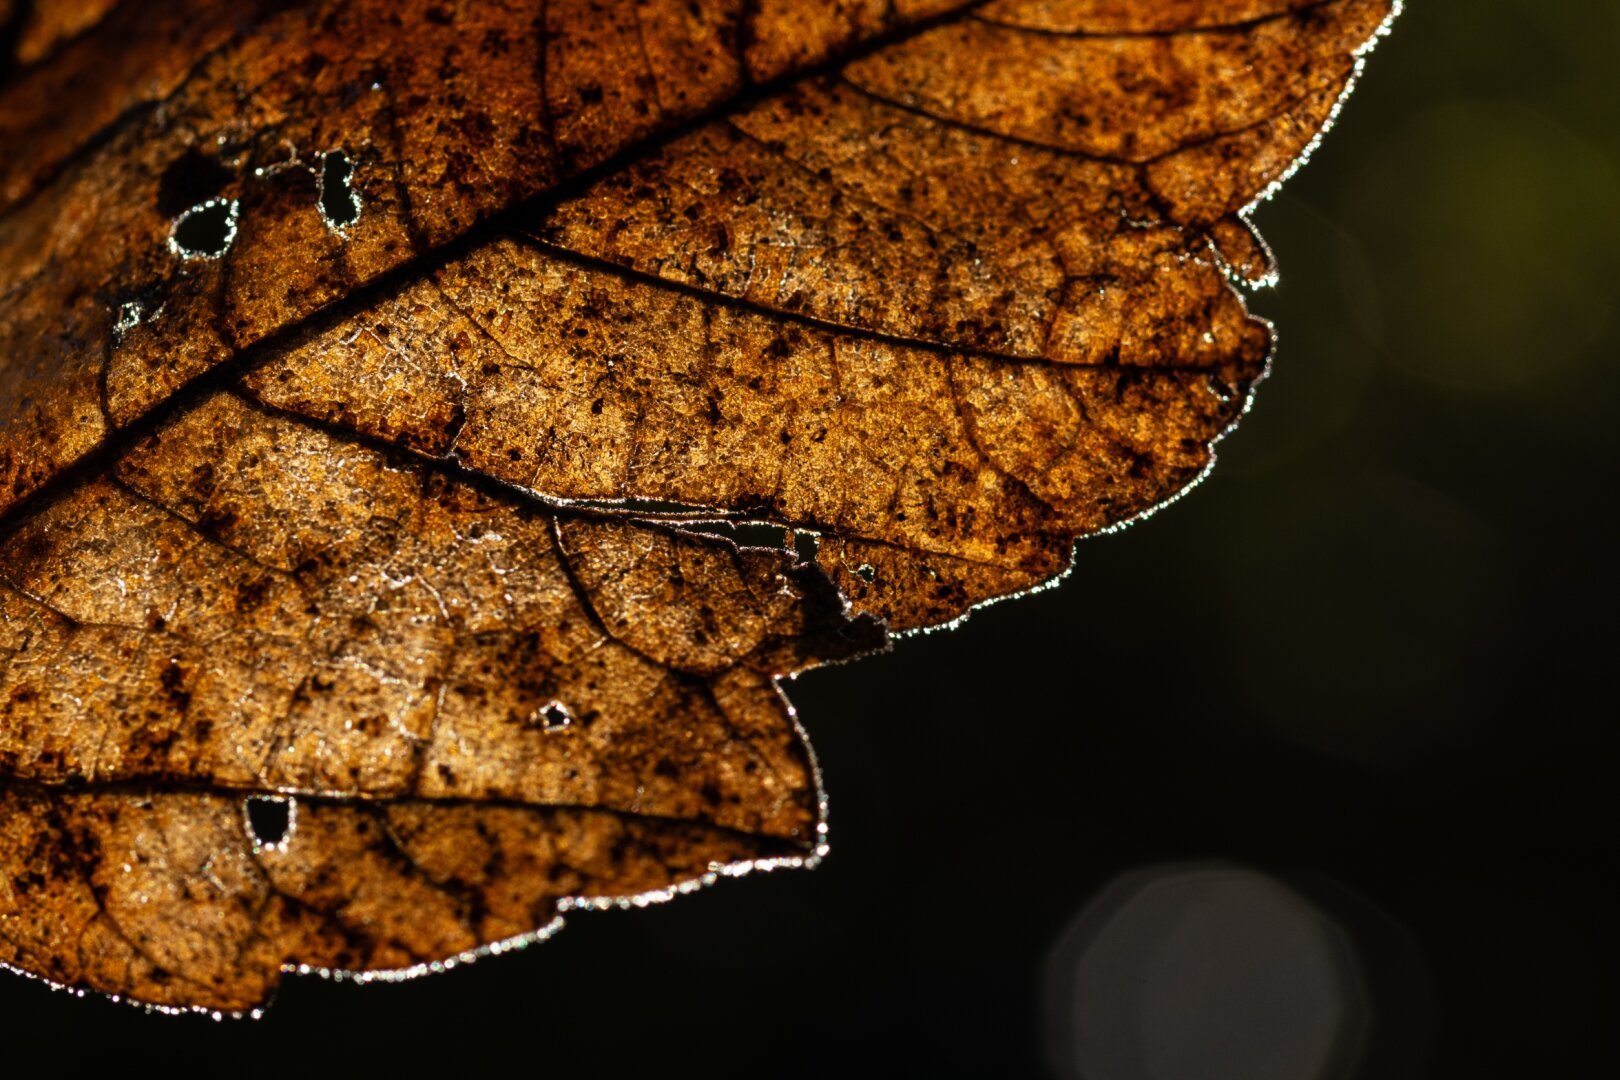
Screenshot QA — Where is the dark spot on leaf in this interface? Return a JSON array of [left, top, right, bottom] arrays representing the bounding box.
[[157, 149, 234, 218]]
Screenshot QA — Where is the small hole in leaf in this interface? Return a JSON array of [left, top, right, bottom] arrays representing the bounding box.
[[855, 563, 876, 583], [529, 701, 573, 731], [170, 197, 239, 259], [244, 795, 293, 848], [318, 150, 362, 230]]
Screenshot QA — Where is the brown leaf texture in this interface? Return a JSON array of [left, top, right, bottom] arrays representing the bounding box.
[[0, 0, 1395, 1011]]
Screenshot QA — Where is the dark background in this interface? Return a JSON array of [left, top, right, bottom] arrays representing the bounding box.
[[5, 1, 1617, 1074]]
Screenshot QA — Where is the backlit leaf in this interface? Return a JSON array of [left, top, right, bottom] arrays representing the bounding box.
[[0, 0, 1396, 1011]]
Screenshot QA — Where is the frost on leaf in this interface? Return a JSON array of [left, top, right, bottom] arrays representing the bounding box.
[[0, 0, 1396, 1012]]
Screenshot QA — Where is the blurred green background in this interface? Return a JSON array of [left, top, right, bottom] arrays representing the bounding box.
[[5, 1, 1617, 1075]]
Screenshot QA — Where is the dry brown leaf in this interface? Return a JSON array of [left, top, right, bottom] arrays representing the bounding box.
[[0, 0, 1395, 1011]]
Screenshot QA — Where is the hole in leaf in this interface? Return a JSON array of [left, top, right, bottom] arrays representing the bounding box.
[[244, 795, 293, 848], [855, 563, 876, 583], [318, 150, 362, 230], [169, 198, 239, 259], [528, 701, 573, 731]]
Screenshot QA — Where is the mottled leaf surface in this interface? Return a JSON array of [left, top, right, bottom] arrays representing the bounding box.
[[0, 0, 1394, 1011]]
